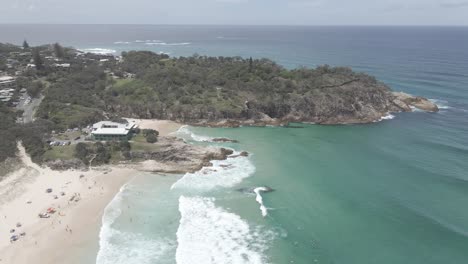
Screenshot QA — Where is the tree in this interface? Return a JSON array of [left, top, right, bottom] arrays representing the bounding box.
[[94, 142, 111, 164], [26, 81, 44, 98], [249, 57, 253, 72], [53, 43, 65, 58], [23, 40, 29, 49], [74, 142, 90, 164], [32, 48, 44, 70], [119, 140, 131, 152], [146, 133, 157, 143]]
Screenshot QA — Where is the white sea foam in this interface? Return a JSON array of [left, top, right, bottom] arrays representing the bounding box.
[[379, 114, 395, 121], [145, 42, 191, 46], [171, 151, 256, 191], [172, 125, 214, 142], [96, 184, 174, 264], [176, 196, 272, 264], [114, 41, 130, 44], [253, 187, 269, 217], [429, 99, 451, 110], [80, 48, 117, 55]]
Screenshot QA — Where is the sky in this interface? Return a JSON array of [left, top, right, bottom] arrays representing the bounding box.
[[1, 0, 468, 25]]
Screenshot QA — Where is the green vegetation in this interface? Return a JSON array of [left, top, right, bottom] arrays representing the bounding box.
[[53, 43, 65, 58], [43, 145, 75, 160], [26, 81, 44, 98], [102, 51, 384, 122], [0, 41, 394, 167], [32, 48, 44, 70], [142, 129, 159, 143], [0, 103, 18, 162], [23, 40, 29, 49], [74, 141, 134, 165]]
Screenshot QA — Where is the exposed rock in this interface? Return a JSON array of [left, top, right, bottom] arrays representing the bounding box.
[[131, 136, 233, 174], [229, 151, 249, 158], [392, 92, 439, 112], [236, 186, 275, 194]]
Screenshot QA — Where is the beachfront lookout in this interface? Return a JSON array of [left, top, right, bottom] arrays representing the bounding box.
[[91, 121, 136, 141]]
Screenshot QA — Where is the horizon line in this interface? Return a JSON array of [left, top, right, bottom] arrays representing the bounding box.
[[0, 23, 468, 27]]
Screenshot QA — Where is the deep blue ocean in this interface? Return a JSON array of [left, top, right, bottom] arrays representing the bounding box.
[[1, 25, 467, 264]]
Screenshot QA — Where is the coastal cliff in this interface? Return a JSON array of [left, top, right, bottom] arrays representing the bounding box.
[[104, 52, 438, 126]]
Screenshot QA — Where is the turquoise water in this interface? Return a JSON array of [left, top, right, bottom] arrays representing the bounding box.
[[97, 111, 468, 263], [1, 25, 467, 263]]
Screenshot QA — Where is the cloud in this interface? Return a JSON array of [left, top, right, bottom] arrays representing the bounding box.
[[440, 1, 468, 8]]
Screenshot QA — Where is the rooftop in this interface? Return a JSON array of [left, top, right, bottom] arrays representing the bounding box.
[[91, 121, 136, 136], [0, 76, 15, 82]]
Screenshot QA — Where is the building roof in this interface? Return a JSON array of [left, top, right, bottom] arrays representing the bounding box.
[[92, 127, 129, 135], [55, 63, 71, 68], [0, 76, 15, 82], [91, 121, 136, 136]]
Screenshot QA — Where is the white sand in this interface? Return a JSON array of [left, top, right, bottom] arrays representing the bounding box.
[[0, 120, 183, 264], [125, 118, 182, 136], [0, 144, 133, 264]]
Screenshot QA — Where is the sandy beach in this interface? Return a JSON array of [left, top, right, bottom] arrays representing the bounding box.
[[0, 119, 182, 264], [125, 118, 183, 137]]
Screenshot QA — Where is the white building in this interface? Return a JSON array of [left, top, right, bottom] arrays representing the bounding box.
[[0, 76, 15, 89], [91, 121, 136, 141]]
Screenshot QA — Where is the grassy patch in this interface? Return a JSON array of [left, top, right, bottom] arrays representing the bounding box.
[[43, 145, 75, 160], [131, 142, 160, 152], [132, 134, 147, 143], [55, 131, 82, 140]]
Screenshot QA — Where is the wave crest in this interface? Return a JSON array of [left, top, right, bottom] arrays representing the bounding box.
[[171, 151, 255, 191], [176, 196, 273, 264]]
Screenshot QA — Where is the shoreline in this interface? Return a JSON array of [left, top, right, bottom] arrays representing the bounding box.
[[0, 119, 183, 264]]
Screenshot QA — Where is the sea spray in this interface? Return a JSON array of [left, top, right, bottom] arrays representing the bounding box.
[[379, 114, 395, 121], [176, 196, 273, 264], [171, 151, 255, 191], [79, 48, 117, 55], [172, 125, 214, 142], [254, 187, 270, 217]]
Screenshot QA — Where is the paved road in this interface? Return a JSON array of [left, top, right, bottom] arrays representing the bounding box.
[[18, 95, 43, 123]]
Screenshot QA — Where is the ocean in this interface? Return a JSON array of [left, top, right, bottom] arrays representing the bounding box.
[[1, 25, 468, 263]]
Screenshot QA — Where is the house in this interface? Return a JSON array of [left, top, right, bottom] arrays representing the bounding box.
[[54, 63, 71, 68], [91, 121, 136, 141], [0, 76, 15, 89]]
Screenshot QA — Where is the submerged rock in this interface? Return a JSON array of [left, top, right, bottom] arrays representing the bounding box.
[[212, 137, 239, 143], [237, 186, 275, 194]]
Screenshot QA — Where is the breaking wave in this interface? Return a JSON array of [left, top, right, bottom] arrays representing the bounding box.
[[378, 114, 395, 121], [429, 99, 451, 110], [145, 42, 191, 46], [171, 151, 256, 191], [176, 196, 273, 264], [96, 184, 174, 264], [253, 187, 270, 217], [172, 125, 214, 142], [135, 40, 162, 43], [114, 41, 130, 44], [80, 48, 116, 55]]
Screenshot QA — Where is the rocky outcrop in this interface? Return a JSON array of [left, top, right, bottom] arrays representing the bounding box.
[[392, 92, 439, 112], [130, 136, 234, 174]]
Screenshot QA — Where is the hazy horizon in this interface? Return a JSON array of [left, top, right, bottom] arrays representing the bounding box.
[[1, 0, 468, 26]]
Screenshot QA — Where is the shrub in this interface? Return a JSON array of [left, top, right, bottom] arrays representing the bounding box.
[[146, 134, 157, 143]]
